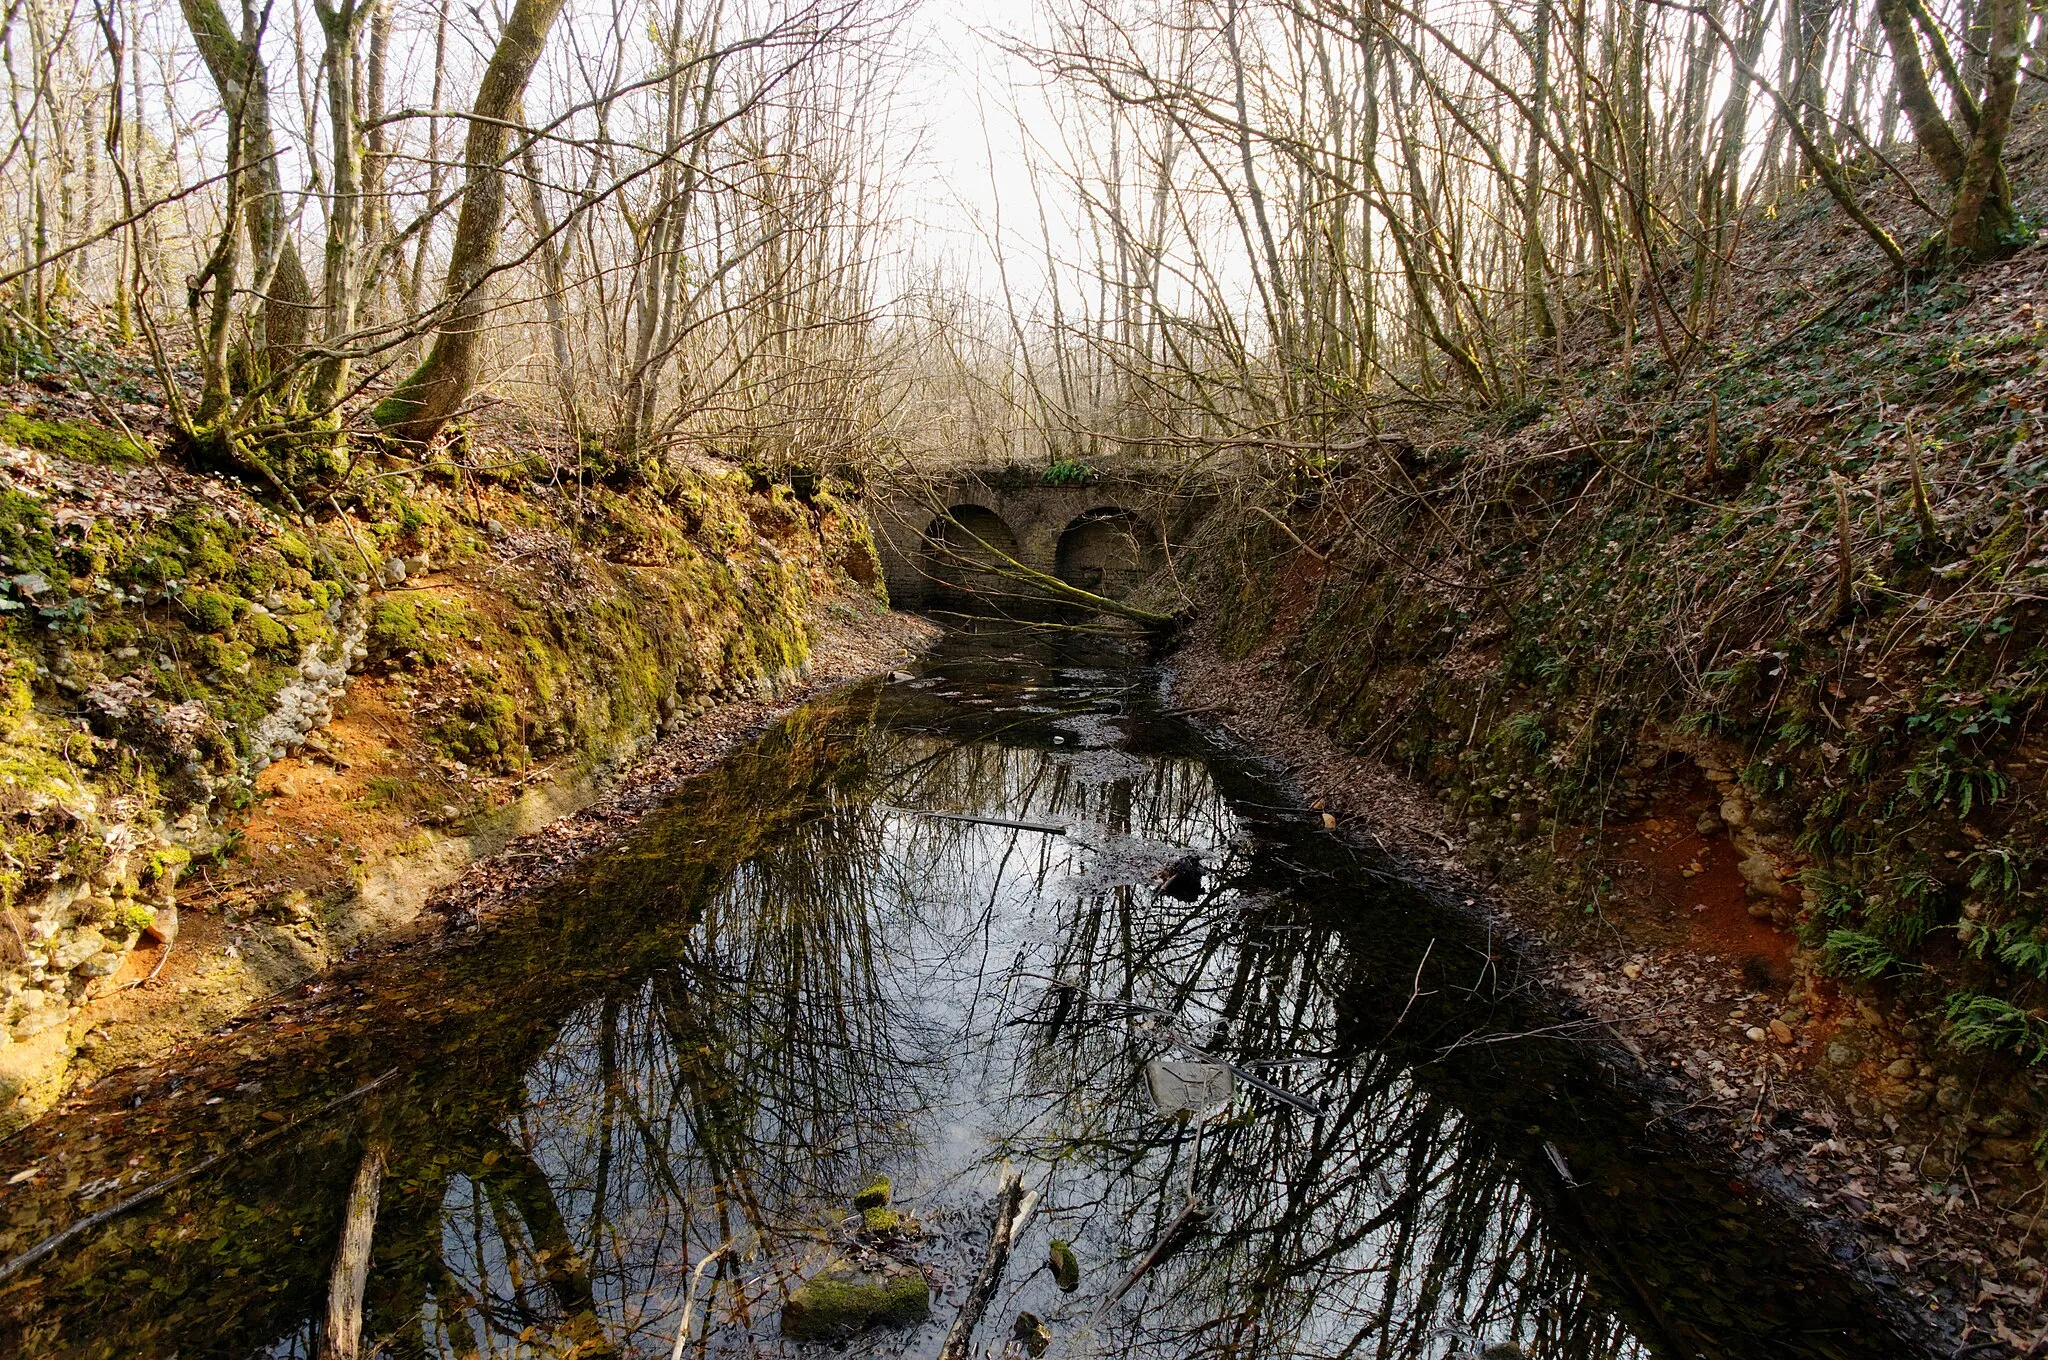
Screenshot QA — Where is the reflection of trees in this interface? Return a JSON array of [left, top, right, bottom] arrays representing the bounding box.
[[967, 737, 1901, 1360], [0, 652, 1908, 1360]]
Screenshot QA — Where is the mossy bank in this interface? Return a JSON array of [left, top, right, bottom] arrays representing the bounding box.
[[1172, 205, 2048, 1180], [0, 413, 900, 1130]]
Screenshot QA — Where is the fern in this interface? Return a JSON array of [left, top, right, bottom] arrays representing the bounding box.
[[1823, 928, 1918, 980], [1942, 992, 2048, 1065], [1968, 846, 2024, 901]]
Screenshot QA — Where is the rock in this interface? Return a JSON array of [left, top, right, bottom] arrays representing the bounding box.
[[890, 671, 914, 682], [780, 1259, 929, 1340], [1978, 1138, 2032, 1164], [1736, 851, 1779, 898], [1769, 1019, 1794, 1045], [382, 556, 407, 586], [853, 1175, 891, 1210], [404, 553, 431, 577], [75, 951, 123, 979], [1013, 1311, 1052, 1357], [1745, 1026, 1767, 1042], [485, 519, 508, 539], [1695, 807, 1724, 837], [861, 1206, 902, 1236], [1885, 1058, 1915, 1079], [1155, 853, 1203, 901], [1048, 1239, 1080, 1292], [49, 928, 107, 972], [1621, 962, 1642, 980], [1827, 1041, 1856, 1067], [144, 904, 177, 945], [11, 1007, 64, 1040]]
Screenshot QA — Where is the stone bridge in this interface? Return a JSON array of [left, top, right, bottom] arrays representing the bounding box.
[[867, 467, 1208, 612]]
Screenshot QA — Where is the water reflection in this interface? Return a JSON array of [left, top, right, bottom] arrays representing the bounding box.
[[0, 631, 1914, 1360]]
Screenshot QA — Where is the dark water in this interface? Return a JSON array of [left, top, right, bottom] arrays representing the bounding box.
[[0, 626, 1920, 1359]]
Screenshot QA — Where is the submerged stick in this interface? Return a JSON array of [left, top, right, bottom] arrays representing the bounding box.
[[881, 806, 1068, 836], [319, 1142, 387, 1360], [668, 1239, 738, 1360], [939, 1167, 1039, 1360], [0, 1069, 398, 1285]]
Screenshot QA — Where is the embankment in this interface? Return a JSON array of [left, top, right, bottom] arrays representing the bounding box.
[[0, 416, 930, 1130], [1161, 215, 2048, 1347]]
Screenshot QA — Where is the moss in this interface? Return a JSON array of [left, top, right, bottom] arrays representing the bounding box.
[[367, 597, 424, 664], [240, 612, 292, 655], [430, 684, 523, 772], [273, 532, 313, 569], [861, 1206, 901, 1235], [108, 902, 156, 939], [1048, 1239, 1080, 1292], [0, 413, 148, 465], [853, 1175, 891, 1210], [780, 1262, 929, 1340], [188, 589, 242, 634], [0, 491, 56, 578]]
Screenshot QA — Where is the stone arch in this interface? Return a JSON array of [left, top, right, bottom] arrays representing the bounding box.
[[1054, 507, 1161, 599], [920, 504, 1021, 595]]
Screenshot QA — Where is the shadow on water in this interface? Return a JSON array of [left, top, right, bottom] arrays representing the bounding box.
[[0, 623, 1921, 1359]]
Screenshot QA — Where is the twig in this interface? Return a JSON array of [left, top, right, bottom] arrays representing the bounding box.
[[669, 1238, 739, 1360]]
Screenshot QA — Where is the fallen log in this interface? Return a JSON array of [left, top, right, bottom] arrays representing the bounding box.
[[938, 1167, 1040, 1360]]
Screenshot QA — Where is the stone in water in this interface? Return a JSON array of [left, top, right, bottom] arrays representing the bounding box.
[[1145, 1058, 1234, 1117]]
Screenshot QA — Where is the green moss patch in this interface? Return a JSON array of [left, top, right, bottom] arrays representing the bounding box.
[[0, 413, 149, 465], [781, 1260, 929, 1340]]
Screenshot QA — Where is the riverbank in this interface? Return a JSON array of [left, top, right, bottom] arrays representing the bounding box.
[[1167, 627, 2046, 1356], [0, 362, 930, 1129], [59, 602, 938, 1106]]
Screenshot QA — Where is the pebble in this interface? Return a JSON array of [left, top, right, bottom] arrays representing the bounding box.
[[1746, 1026, 1767, 1042], [1769, 1019, 1794, 1044]]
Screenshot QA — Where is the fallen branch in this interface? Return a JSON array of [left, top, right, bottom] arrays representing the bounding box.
[[669, 1238, 739, 1360], [881, 806, 1068, 836], [938, 1167, 1040, 1360], [0, 1069, 398, 1285]]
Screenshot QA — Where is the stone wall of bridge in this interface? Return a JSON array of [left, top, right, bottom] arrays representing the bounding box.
[[866, 470, 1200, 611]]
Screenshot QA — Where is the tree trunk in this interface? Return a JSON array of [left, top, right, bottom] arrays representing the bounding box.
[[1879, 0, 1968, 185], [374, 0, 570, 443], [177, 0, 311, 380], [310, 0, 366, 410], [1948, 0, 2026, 255]]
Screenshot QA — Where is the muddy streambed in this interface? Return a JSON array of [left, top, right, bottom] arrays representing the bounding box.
[[0, 627, 1918, 1359]]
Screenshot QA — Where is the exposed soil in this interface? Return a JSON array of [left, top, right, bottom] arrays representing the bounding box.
[[57, 602, 939, 1099], [1167, 628, 2048, 1358]]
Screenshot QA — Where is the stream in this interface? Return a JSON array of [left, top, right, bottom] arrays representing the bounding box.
[[0, 625, 1920, 1359]]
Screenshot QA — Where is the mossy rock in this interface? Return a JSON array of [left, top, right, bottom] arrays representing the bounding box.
[[1048, 1238, 1080, 1293], [860, 1206, 901, 1236], [852, 1175, 890, 1210], [239, 612, 292, 655], [781, 1259, 928, 1340], [1013, 1311, 1052, 1357]]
